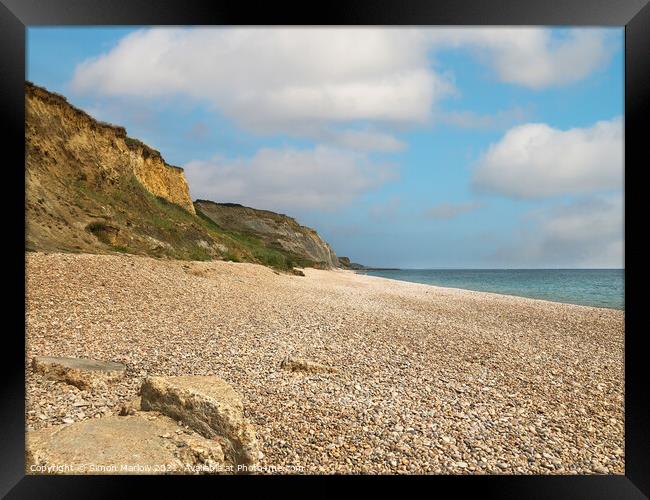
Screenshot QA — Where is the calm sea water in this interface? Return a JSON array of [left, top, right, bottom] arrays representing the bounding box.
[[360, 269, 624, 310]]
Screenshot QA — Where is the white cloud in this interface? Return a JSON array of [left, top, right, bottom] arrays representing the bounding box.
[[70, 28, 613, 138], [183, 146, 397, 212], [490, 196, 623, 268], [69, 28, 617, 215], [428, 28, 613, 89], [472, 117, 623, 198], [424, 201, 483, 220], [71, 28, 452, 134]]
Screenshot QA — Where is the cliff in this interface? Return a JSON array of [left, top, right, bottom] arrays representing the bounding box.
[[26, 82, 194, 214], [195, 201, 339, 268], [337, 256, 367, 270], [127, 138, 195, 214], [25, 82, 340, 271], [26, 81, 233, 260]]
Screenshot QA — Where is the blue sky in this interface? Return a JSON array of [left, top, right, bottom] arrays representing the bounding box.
[[28, 27, 624, 268]]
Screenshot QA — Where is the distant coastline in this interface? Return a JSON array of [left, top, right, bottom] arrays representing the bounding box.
[[353, 267, 402, 271]]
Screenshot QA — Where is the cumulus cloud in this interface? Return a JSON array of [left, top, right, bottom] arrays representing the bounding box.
[[69, 27, 617, 218], [183, 146, 397, 212], [71, 28, 452, 135], [424, 201, 483, 220], [429, 28, 612, 89], [489, 196, 623, 268], [70, 28, 613, 138], [472, 117, 623, 198]]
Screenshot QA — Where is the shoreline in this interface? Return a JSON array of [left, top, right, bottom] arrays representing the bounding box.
[[26, 252, 624, 474], [353, 269, 624, 312]]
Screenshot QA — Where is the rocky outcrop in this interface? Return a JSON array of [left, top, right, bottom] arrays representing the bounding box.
[[25, 82, 341, 270], [337, 256, 367, 270], [25, 82, 233, 260], [127, 139, 195, 214], [31, 356, 126, 390], [26, 361, 259, 474], [279, 356, 337, 374], [195, 201, 339, 268], [141, 376, 259, 467], [26, 82, 194, 214], [26, 414, 226, 474]]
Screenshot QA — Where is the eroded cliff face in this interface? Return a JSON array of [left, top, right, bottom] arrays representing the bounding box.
[[26, 82, 194, 214], [194, 201, 339, 268], [25, 81, 341, 270], [131, 155, 194, 214], [25, 82, 226, 259]]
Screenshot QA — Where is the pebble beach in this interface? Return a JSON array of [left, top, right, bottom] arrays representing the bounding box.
[[25, 252, 625, 474]]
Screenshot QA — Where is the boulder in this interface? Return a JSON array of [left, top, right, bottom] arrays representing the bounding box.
[[32, 356, 126, 390], [140, 376, 259, 466], [26, 414, 226, 474]]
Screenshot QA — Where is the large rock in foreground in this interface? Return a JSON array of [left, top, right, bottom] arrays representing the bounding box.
[[26, 414, 225, 474], [32, 356, 126, 390], [141, 376, 259, 466]]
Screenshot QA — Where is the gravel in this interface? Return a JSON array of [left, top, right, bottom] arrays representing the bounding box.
[[26, 252, 625, 474]]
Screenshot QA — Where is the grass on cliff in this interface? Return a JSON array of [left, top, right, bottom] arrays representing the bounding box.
[[74, 175, 308, 271], [195, 207, 315, 270]]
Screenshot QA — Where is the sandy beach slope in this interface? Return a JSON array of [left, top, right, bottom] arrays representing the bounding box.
[[26, 253, 624, 474]]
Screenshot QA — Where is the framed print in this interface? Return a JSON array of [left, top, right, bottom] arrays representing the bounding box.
[[1, 0, 648, 497]]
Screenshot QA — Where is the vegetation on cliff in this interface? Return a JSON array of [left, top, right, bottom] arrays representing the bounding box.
[[25, 82, 339, 271], [194, 201, 339, 269]]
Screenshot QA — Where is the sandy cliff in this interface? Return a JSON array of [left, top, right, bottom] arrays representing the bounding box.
[[25, 82, 341, 270], [26, 82, 194, 213], [25, 82, 230, 259]]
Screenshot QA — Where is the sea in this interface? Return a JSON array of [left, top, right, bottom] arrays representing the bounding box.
[[359, 269, 624, 310]]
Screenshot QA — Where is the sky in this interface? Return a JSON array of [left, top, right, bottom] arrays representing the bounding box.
[[27, 27, 624, 269]]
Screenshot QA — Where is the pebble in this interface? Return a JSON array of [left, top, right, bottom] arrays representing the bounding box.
[[25, 253, 625, 475]]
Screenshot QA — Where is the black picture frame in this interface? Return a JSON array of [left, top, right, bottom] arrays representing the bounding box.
[[1, 1, 648, 498]]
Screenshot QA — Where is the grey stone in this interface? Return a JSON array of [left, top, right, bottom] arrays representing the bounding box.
[[33, 356, 126, 373], [140, 376, 259, 467], [279, 356, 336, 374], [32, 356, 126, 390], [26, 414, 225, 475]]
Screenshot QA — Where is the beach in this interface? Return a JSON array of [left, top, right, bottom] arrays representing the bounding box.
[[26, 252, 625, 474]]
